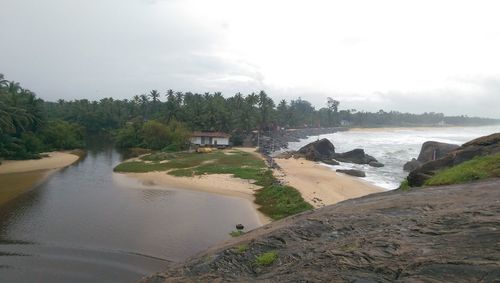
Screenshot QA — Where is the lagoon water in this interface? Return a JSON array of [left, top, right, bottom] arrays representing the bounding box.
[[0, 146, 262, 282], [288, 126, 500, 190]]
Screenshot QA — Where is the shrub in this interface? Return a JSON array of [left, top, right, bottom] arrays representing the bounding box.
[[255, 251, 278, 266]]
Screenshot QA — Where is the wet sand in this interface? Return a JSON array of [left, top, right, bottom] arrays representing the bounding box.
[[0, 152, 80, 206], [274, 158, 383, 208]]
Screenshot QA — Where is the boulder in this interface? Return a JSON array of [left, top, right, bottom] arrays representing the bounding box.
[[407, 132, 500, 187], [297, 138, 335, 161], [333, 149, 380, 165], [321, 159, 340, 166], [368, 161, 384, 167], [417, 141, 460, 163], [403, 158, 421, 172], [336, 169, 366, 177]]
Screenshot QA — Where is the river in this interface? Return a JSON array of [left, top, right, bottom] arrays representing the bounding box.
[[0, 146, 262, 282]]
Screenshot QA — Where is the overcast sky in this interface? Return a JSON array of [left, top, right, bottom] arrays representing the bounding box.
[[1, 0, 499, 118]]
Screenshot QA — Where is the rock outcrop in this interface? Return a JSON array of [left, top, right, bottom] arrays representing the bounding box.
[[297, 138, 335, 161], [403, 141, 459, 171], [407, 133, 500, 186], [141, 179, 500, 283], [336, 169, 366, 177], [332, 148, 383, 167]]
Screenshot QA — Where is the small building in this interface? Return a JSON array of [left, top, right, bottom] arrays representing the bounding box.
[[190, 131, 231, 147]]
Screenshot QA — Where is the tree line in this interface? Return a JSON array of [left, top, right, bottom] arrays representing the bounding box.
[[1, 73, 498, 158]]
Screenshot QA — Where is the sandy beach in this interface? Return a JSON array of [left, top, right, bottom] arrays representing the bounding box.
[[0, 151, 80, 174], [274, 157, 383, 208], [0, 151, 80, 206]]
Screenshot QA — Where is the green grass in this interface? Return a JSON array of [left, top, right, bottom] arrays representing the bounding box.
[[114, 149, 313, 220], [425, 153, 500, 186], [400, 179, 410, 191], [235, 244, 249, 254], [255, 184, 313, 220], [113, 161, 171, 172], [254, 251, 278, 266], [229, 230, 245, 237]]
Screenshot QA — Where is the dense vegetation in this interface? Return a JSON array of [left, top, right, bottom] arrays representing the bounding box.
[[113, 150, 313, 219], [424, 153, 500, 186], [0, 74, 83, 159], [2, 73, 499, 158]]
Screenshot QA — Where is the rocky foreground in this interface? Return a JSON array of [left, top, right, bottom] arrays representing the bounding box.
[[141, 179, 500, 282]]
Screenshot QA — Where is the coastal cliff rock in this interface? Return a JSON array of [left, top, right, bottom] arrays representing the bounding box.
[[408, 132, 500, 186], [141, 179, 500, 282], [297, 138, 335, 161], [403, 141, 459, 171]]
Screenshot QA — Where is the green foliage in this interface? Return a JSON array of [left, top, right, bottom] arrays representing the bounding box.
[[255, 185, 313, 220], [235, 244, 249, 254], [141, 120, 170, 150], [400, 179, 410, 191], [229, 230, 245, 237], [254, 251, 278, 266], [41, 120, 84, 150], [425, 154, 500, 186], [113, 161, 171, 173]]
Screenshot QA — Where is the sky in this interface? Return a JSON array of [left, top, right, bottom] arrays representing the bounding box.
[[1, 0, 499, 118]]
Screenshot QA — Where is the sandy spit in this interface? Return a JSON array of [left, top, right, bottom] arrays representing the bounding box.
[[0, 151, 80, 174], [274, 158, 383, 208]]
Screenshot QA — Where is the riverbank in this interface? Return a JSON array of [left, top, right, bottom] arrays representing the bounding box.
[[0, 151, 80, 206], [274, 158, 383, 208]]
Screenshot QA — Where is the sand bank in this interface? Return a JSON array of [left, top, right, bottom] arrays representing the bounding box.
[[274, 158, 383, 208], [122, 171, 272, 225], [0, 152, 80, 206], [0, 151, 79, 174]]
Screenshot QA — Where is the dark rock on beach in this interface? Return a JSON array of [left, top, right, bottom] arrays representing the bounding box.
[[403, 141, 459, 171], [336, 169, 366, 177], [297, 138, 335, 161], [321, 159, 340, 166], [141, 179, 500, 283], [333, 148, 380, 165], [403, 158, 420, 172], [368, 161, 384, 167]]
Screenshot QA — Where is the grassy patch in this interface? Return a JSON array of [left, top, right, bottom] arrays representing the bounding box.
[[400, 179, 410, 191], [234, 244, 249, 254], [113, 161, 170, 172], [115, 149, 313, 220], [255, 184, 313, 220], [425, 153, 500, 186], [229, 230, 245, 237], [255, 251, 278, 266]]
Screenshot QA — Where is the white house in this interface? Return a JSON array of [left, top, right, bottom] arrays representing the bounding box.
[[190, 131, 231, 147]]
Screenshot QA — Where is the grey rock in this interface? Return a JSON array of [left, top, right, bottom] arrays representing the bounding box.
[[368, 161, 384, 167], [336, 169, 366, 177]]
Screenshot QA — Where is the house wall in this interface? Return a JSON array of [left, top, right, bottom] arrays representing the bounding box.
[[190, 136, 229, 146], [212, 137, 229, 146], [190, 137, 202, 144]]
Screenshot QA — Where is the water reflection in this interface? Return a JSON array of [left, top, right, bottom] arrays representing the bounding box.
[[0, 147, 262, 282]]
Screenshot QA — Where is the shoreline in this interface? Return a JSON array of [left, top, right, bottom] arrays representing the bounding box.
[[120, 171, 272, 225], [0, 151, 80, 206], [274, 157, 383, 208]]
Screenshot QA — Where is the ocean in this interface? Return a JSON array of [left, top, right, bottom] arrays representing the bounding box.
[[286, 125, 500, 190]]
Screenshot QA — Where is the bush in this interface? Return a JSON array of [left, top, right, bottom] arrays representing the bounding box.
[[255, 251, 278, 266], [41, 120, 84, 150]]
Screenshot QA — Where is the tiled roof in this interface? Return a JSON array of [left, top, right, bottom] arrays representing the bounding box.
[[191, 131, 231, 138]]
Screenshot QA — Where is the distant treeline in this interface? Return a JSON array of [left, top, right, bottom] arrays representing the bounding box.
[[1, 74, 498, 158]]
